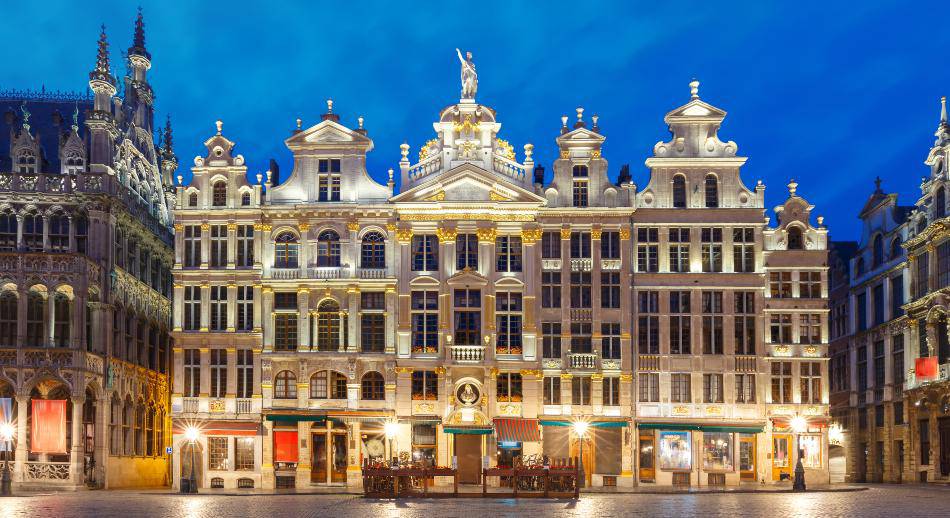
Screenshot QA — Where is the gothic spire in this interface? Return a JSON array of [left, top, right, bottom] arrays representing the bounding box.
[[89, 24, 114, 85], [128, 7, 151, 60], [162, 114, 175, 156], [936, 96, 949, 146]]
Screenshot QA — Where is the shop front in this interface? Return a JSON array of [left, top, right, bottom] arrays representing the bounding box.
[[265, 413, 369, 488], [636, 423, 764, 487], [540, 419, 629, 487], [444, 424, 491, 484], [768, 416, 829, 485], [171, 420, 262, 491]]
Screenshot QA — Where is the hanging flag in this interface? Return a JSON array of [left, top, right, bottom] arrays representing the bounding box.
[[31, 399, 67, 454], [0, 398, 12, 452], [916, 357, 939, 381]]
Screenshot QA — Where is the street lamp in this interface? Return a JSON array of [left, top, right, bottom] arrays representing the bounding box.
[[384, 421, 399, 465], [182, 426, 200, 494], [790, 415, 807, 492], [0, 421, 14, 497], [572, 420, 589, 489]]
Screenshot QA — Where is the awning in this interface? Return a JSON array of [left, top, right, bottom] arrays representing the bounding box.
[[273, 430, 298, 462], [770, 416, 828, 430], [172, 420, 261, 437], [444, 425, 493, 435], [540, 420, 629, 428], [494, 418, 541, 442], [264, 414, 344, 425], [637, 423, 764, 434]]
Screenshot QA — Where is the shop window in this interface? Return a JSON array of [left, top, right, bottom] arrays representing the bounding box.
[[412, 423, 436, 466], [658, 431, 691, 471], [799, 435, 822, 468], [702, 432, 733, 471], [208, 437, 228, 470], [235, 437, 255, 471]]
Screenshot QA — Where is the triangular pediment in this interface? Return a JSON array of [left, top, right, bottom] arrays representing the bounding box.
[[285, 119, 373, 150], [665, 99, 726, 122], [391, 163, 546, 204], [447, 269, 488, 285]]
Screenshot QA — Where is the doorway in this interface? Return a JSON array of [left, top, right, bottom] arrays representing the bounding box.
[[570, 437, 594, 487], [939, 417, 950, 477], [772, 434, 791, 481], [638, 433, 655, 482], [828, 444, 846, 483], [455, 434, 482, 484], [179, 441, 203, 487], [739, 435, 756, 481], [311, 424, 348, 484]]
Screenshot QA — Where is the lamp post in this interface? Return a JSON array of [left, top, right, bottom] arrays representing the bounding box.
[[790, 415, 807, 492], [0, 422, 14, 497], [182, 426, 199, 494], [572, 420, 589, 489], [384, 421, 399, 466]]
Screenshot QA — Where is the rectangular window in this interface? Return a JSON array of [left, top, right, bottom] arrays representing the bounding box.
[[495, 236, 523, 272], [542, 322, 562, 359], [891, 274, 904, 317], [454, 289, 481, 346], [915, 251, 929, 299], [735, 373, 755, 403], [210, 285, 227, 331], [210, 224, 227, 267], [732, 227, 755, 273], [894, 401, 904, 426], [411, 235, 438, 271], [638, 373, 659, 402], [541, 231, 561, 259], [701, 228, 723, 272], [636, 227, 659, 273], [571, 376, 591, 405], [703, 373, 723, 403], [601, 322, 621, 360], [236, 349, 253, 399], [234, 437, 255, 471], [496, 373, 523, 402], [360, 314, 385, 353], [542, 272, 561, 308], [938, 241, 950, 288], [210, 349, 227, 398], [317, 158, 341, 201], [236, 286, 253, 331], [236, 224, 254, 267], [209, 436, 229, 471], [873, 283, 885, 326], [893, 334, 905, 395], [771, 361, 793, 404], [601, 231, 621, 259], [857, 293, 867, 331], [857, 345, 868, 392], [412, 423, 437, 466], [274, 314, 297, 351], [671, 373, 691, 403], [183, 286, 201, 331], [496, 292, 523, 354], [571, 322, 592, 354], [573, 180, 589, 207], [543, 376, 561, 405], [799, 271, 822, 298], [873, 340, 886, 388], [570, 232, 591, 258], [670, 291, 691, 355], [702, 291, 723, 354], [669, 228, 690, 273], [600, 272, 621, 308], [183, 349, 200, 397], [770, 272, 792, 298], [734, 291, 756, 355], [456, 234, 478, 270], [184, 225, 201, 267], [638, 291, 659, 354], [770, 314, 792, 344], [799, 314, 822, 344], [411, 291, 438, 354], [800, 362, 822, 404], [603, 377, 620, 406], [411, 371, 438, 400], [570, 272, 592, 308]]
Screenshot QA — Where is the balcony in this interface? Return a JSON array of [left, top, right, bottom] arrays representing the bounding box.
[[182, 398, 199, 413], [567, 352, 598, 370], [570, 258, 593, 272], [307, 266, 345, 279], [541, 259, 562, 271], [450, 345, 485, 363], [600, 259, 621, 270], [358, 267, 387, 279], [236, 399, 254, 414], [638, 354, 660, 371], [270, 267, 299, 280], [569, 309, 592, 321], [735, 356, 757, 372]]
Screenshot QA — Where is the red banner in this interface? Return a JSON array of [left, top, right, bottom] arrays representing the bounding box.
[[273, 430, 298, 462], [916, 357, 939, 380], [31, 399, 67, 454]]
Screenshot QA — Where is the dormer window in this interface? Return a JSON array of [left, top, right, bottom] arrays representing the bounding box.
[[188, 192, 198, 207], [212, 181, 227, 207], [64, 155, 84, 175], [241, 191, 251, 206], [787, 226, 804, 250], [318, 159, 341, 202], [16, 149, 37, 174], [704, 174, 719, 208], [572, 165, 589, 207], [672, 174, 687, 208], [316, 230, 341, 267]]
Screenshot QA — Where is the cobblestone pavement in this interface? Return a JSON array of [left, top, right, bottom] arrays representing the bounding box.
[[3, 485, 949, 518]]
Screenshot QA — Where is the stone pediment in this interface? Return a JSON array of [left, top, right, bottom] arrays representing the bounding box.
[[391, 163, 546, 204], [285, 119, 373, 151], [665, 99, 726, 123], [447, 269, 488, 285]]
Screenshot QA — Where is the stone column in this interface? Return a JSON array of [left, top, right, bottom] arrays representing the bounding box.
[[298, 224, 310, 272], [46, 291, 56, 347], [226, 283, 237, 332], [16, 286, 27, 348], [297, 289, 310, 351], [41, 215, 49, 251], [261, 420, 275, 489], [15, 214, 24, 250], [295, 420, 311, 487], [14, 395, 27, 483], [200, 284, 211, 332], [338, 310, 346, 352], [226, 223, 237, 270], [262, 288, 274, 351], [347, 288, 359, 352], [385, 287, 396, 354], [199, 223, 210, 269], [67, 215, 75, 252], [70, 397, 84, 483]]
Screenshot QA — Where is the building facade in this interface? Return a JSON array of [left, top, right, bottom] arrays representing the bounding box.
[[171, 65, 831, 490], [0, 15, 175, 489]]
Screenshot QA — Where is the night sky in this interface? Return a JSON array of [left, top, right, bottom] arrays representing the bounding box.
[[3, 0, 949, 240]]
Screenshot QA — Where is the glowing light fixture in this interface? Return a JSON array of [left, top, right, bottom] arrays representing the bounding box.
[[790, 415, 807, 434], [572, 420, 589, 438], [0, 422, 14, 442], [184, 426, 200, 442], [384, 421, 399, 439]]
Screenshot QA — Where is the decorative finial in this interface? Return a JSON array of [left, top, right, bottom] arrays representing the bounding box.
[[400, 142, 410, 161], [592, 114, 599, 127], [689, 79, 700, 99], [358, 116, 364, 129], [296, 118, 302, 130], [787, 178, 798, 196], [176, 174, 183, 185], [561, 115, 568, 128], [874, 176, 882, 192], [576, 107, 584, 121], [162, 114, 174, 154], [388, 168, 394, 182], [941, 96, 948, 125], [20, 101, 30, 130], [524, 143, 534, 160], [266, 170, 272, 182], [256, 173, 263, 184], [817, 216, 825, 227], [72, 105, 79, 132], [215, 120, 223, 134], [129, 6, 149, 59], [326, 98, 333, 113]]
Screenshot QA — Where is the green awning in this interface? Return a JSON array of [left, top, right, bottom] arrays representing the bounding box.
[[637, 423, 763, 434], [444, 425, 493, 435], [265, 414, 344, 424], [539, 420, 628, 428], [539, 420, 571, 427]]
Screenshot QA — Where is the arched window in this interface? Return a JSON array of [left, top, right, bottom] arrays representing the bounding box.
[[787, 226, 804, 250], [0, 291, 17, 345], [110, 395, 122, 456], [274, 232, 299, 268], [22, 212, 43, 251], [0, 212, 16, 250], [316, 299, 341, 351], [307, 371, 349, 400], [212, 181, 227, 207], [316, 230, 341, 267], [936, 187, 946, 219], [872, 234, 884, 268], [123, 397, 134, 456], [704, 174, 719, 208], [274, 371, 297, 399], [890, 237, 903, 260], [361, 372, 384, 400], [241, 191, 251, 206], [135, 401, 145, 456], [64, 154, 84, 175], [330, 371, 348, 399], [672, 174, 687, 208], [145, 405, 155, 456], [188, 192, 198, 207], [25, 290, 44, 347], [855, 257, 865, 277], [16, 149, 36, 174], [310, 371, 328, 399], [48, 212, 69, 252], [360, 231, 385, 269], [53, 292, 71, 347]]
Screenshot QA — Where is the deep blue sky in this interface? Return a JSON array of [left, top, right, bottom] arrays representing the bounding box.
[[3, 0, 949, 240]]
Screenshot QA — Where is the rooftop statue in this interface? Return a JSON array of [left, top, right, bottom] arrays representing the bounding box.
[[456, 48, 477, 100]]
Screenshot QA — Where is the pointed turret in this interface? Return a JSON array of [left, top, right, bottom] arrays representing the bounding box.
[[936, 96, 949, 147], [160, 115, 178, 188], [89, 25, 114, 87], [87, 24, 117, 169], [128, 7, 150, 61]]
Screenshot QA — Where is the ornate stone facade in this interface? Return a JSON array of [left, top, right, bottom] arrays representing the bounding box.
[[0, 13, 174, 489]]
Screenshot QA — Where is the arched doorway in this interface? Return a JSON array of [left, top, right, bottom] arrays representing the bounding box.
[[179, 440, 204, 487], [28, 380, 71, 465], [828, 444, 845, 483]]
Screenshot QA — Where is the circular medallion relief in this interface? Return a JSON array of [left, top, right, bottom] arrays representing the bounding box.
[[455, 382, 481, 407]]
